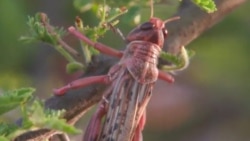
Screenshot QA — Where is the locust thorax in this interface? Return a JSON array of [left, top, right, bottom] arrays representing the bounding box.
[[126, 17, 167, 48]]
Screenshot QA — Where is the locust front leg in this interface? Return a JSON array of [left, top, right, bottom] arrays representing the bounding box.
[[54, 75, 111, 95], [68, 26, 123, 58], [54, 26, 124, 96], [158, 71, 175, 83]]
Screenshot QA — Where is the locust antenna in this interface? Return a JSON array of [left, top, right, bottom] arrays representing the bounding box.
[[150, 0, 154, 18], [164, 16, 180, 24], [107, 22, 126, 41]]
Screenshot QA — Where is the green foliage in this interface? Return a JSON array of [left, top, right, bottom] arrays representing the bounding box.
[[0, 136, 9, 141], [0, 123, 19, 137], [160, 51, 183, 67], [66, 62, 85, 74], [73, 0, 149, 25], [160, 47, 195, 71], [23, 101, 80, 134], [0, 88, 80, 140], [73, 0, 149, 12], [20, 13, 83, 73], [0, 88, 34, 115], [74, 2, 128, 64], [21, 1, 129, 72], [20, 13, 65, 44], [21, 0, 216, 74], [192, 0, 217, 13]]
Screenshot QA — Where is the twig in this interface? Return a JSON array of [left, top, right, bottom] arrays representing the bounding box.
[[40, 13, 80, 57]]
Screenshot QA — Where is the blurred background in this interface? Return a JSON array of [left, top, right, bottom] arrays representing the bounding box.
[[0, 0, 249, 141]]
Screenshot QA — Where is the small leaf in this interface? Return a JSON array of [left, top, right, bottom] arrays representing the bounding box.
[[192, 0, 217, 13], [44, 117, 81, 134], [66, 62, 84, 74], [0, 123, 19, 137], [0, 136, 9, 141], [0, 88, 35, 115], [27, 101, 46, 126], [160, 51, 182, 65], [160, 47, 193, 71], [27, 101, 80, 134], [20, 13, 66, 45], [73, 0, 92, 12]]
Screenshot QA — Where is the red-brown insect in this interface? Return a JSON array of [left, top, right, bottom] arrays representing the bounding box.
[[54, 1, 183, 141]]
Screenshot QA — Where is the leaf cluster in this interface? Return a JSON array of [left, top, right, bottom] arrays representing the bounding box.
[[20, 0, 217, 74], [20, 14, 65, 44], [0, 88, 80, 140]]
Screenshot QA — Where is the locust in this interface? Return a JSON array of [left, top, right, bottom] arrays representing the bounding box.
[[54, 1, 189, 141]]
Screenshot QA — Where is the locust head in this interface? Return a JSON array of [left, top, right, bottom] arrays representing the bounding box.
[[126, 16, 180, 47]]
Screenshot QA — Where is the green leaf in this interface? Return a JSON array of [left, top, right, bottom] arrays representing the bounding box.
[[44, 116, 81, 134], [22, 13, 82, 73], [66, 62, 84, 74], [20, 13, 66, 44], [160, 51, 182, 66], [0, 100, 80, 140], [0, 88, 35, 115], [160, 47, 194, 71], [192, 0, 217, 13], [73, 1, 128, 65], [27, 101, 80, 134], [0, 123, 19, 137], [73, 0, 92, 12], [0, 136, 9, 141]]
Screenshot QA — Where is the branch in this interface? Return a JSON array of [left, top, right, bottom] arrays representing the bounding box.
[[165, 0, 246, 54], [14, 0, 246, 140]]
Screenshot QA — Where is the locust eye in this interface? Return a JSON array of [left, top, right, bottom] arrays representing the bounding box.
[[140, 22, 154, 30]]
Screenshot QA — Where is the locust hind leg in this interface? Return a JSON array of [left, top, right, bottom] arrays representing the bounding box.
[[54, 75, 111, 95], [83, 101, 108, 141], [132, 111, 146, 141]]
